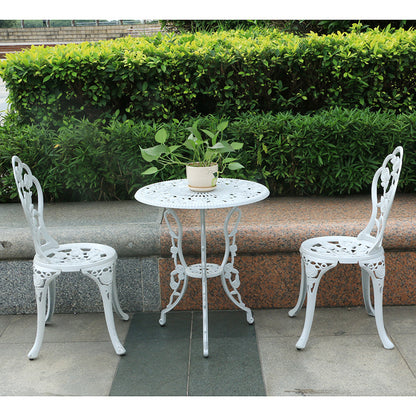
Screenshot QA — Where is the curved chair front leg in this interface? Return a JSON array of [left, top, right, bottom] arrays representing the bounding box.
[[288, 255, 307, 317], [360, 258, 394, 349], [29, 265, 61, 360], [45, 279, 56, 323], [82, 262, 126, 356], [361, 267, 375, 317], [111, 274, 129, 321], [296, 256, 337, 350]]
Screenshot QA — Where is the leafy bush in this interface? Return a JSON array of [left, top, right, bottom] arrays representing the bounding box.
[[160, 20, 416, 35], [277, 20, 416, 36], [1, 108, 415, 203], [160, 20, 273, 33], [2, 27, 416, 125], [231, 108, 416, 195]]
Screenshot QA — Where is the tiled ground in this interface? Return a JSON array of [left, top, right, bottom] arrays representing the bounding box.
[[2, 306, 416, 398], [110, 311, 265, 396], [255, 306, 416, 396]]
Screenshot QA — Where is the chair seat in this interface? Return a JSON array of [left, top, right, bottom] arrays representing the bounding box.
[[34, 242, 117, 272], [300, 236, 383, 264]]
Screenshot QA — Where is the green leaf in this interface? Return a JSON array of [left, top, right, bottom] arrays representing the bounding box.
[[183, 136, 197, 150], [210, 141, 235, 152], [217, 120, 229, 132], [230, 142, 244, 150], [201, 129, 216, 140], [140, 145, 166, 161], [209, 142, 227, 149], [155, 128, 168, 144], [227, 162, 244, 170], [188, 121, 202, 140], [168, 144, 181, 153], [142, 166, 159, 175]]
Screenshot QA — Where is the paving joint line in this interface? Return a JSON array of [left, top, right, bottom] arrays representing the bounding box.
[[389, 332, 416, 380]]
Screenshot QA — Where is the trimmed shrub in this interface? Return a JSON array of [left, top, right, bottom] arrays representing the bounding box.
[[1, 108, 414, 203], [231, 108, 416, 195], [2, 27, 416, 124]]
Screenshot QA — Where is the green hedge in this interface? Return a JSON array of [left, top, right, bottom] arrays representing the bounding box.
[[2, 27, 416, 124], [1, 108, 414, 202]]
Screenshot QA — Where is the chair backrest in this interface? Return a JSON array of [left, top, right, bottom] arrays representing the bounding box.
[[357, 146, 403, 252], [12, 156, 58, 261]]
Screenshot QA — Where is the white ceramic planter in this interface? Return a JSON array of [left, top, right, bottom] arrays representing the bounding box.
[[186, 163, 218, 192]]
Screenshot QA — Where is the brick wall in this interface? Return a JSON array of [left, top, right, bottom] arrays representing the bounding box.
[[0, 23, 161, 44]]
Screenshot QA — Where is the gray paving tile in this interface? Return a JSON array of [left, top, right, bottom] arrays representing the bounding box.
[[0, 341, 123, 395], [192, 310, 256, 338], [0, 313, 130, 344], [391, 332, 416, 375], [254, 307, 379, 339], [188, 311, 265, 396], [110, 338, 190, 396], [189, 337, 265, 396], [111, 311, 266, 396], [122, 311, 192, 341], [110, 312, 190, 396], [384, 306, 416, 335], [257, 334, 416, 396]]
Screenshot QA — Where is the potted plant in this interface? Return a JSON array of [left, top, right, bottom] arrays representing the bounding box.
[[140, 120, 244, 191]]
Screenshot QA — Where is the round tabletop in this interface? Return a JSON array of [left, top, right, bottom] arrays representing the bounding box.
[[134, 178, 270, 209]]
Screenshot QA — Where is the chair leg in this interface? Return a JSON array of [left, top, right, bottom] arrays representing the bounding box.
[[288, 256, 307, 317], [296, 256, 337, 350], [45, 279, 56, 323], [111, 274, 129, 321], [29, 266, 60, 360], [361, 267, 375, 317], [82, 263, 126, 356], [361, 259, 394, 349]]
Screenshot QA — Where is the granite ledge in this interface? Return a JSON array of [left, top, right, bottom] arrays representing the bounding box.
[[0, 200, 164, 260], [160, 194, 416, 257]]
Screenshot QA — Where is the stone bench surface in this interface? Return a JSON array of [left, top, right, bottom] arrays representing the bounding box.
[[0, 200, 163, 259]]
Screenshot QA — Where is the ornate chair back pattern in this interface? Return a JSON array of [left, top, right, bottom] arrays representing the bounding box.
[[12, 156, 59, 262], [357, 146, 403, 253]]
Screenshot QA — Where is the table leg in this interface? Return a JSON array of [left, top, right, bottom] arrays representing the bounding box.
[[220, 207, 254, 324], [159, 209, 188, 326], [200, 209, 209, 357], [160, 206, 252, 357]]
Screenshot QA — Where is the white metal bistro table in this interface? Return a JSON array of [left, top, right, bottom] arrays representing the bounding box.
[[134, 178, 269, 357]]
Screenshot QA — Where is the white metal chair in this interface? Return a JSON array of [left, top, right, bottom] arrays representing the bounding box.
[[12, 156, 129, 359], [289, 146, 403, 350]]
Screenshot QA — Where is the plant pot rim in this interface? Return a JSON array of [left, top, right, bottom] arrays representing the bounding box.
[[187, 162, 218, 168]]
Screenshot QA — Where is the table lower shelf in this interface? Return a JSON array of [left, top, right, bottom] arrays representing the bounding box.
[[186, 263, 222, 279]]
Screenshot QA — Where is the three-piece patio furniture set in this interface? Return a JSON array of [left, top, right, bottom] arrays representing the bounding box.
[[10, 145, 403, 359]]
